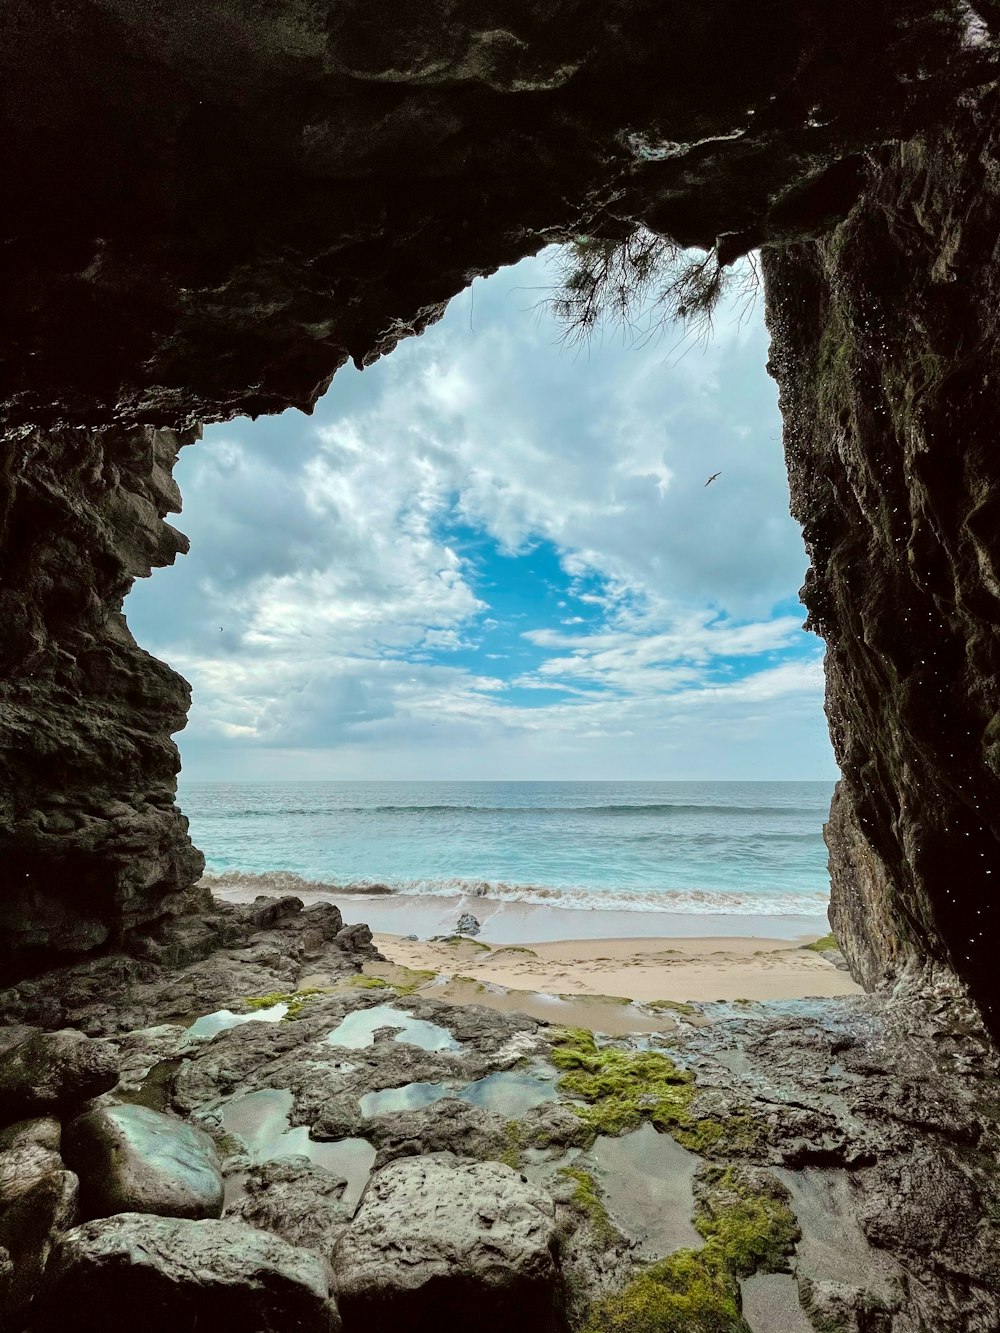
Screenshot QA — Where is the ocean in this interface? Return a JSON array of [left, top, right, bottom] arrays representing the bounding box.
[[186, 780, 834, 926]]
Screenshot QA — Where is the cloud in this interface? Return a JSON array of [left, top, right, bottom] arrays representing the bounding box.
[[125, 249, 835, 780]]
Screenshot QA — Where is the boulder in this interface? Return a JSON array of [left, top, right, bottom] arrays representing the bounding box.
[[63, 1103, 223, 1220], [456, 913, 481, 937], [335, 923, 374, 954], [0, 1131, 78, 1329], [0, 1116, 63, 1203], [38, 1213, 340, 1332], [0, 1028, 118, 1116], [332, 1159, 565, 1333], [226, 1156, 353, 1252]]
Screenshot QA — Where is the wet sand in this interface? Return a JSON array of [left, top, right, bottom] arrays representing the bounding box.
[[215, 884, 832, 947], [371, 931, 860, 1005]]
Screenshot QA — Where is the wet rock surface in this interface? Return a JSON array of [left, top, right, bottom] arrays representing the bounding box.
[[64, 1103, 223, 1221], [0, 1027, 119, 1115], [0, 895, 378, 1034], [0, 905, 999, 1330], [332, 1158, 565, 1333], [39, 1213, 340, 1333], [0, 1118, 78, 1328], [227, 1156, 353, 1253]]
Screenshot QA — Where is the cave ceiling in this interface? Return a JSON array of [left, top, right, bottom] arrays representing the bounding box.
[[3, 1, 996, 432]]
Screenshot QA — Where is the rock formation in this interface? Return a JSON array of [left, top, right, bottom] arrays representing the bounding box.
[[764, 83, 1000, 1029], [0, 2, 999, 1027]]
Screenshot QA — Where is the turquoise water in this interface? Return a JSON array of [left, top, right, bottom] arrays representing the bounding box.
[[185, 780, 833, 918]]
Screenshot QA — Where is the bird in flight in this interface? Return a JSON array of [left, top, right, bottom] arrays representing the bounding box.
[[705, 471, 722, 486]]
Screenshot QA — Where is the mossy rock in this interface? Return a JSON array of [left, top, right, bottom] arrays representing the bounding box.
[[550, 1029, 765, 1156], [581, 1247, 746, 1333], [580, 1165, 798, 1333], [801, 933, 838, 953], [695, 1165, 799, 1278], [550, 1028, 696, 1139], [372, 964, 437, 994], [559, 1166, 620, 1246], [243, 989, 329, 1019], [342, 975, 392, 990]]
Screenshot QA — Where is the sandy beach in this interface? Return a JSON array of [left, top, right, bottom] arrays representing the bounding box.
[[216, 884, 859, 1015], [371, 930, 860, 1006]]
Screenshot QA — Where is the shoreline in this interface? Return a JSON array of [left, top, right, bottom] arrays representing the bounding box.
[[214, 885, 832, 946]]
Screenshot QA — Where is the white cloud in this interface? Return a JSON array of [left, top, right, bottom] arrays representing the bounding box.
[[126, 250, 835, 780]]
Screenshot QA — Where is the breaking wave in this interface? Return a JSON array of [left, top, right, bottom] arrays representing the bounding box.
[[200, 869, 829, 917]]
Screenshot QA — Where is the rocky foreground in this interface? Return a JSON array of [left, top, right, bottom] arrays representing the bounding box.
[[1, 894, 998, 1332]]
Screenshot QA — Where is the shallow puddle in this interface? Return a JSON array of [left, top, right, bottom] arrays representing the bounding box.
[[588, 1121, 701, 1256], [775, 1167, 898, 1301], [741, 1274, 814, 1333], [419, 980, 678, 1038], [326, 1004, 461, 1052], [360, 1068, 558, 1119], [220, 1088, 375, 1209], [187, 1001, 289, 1040]]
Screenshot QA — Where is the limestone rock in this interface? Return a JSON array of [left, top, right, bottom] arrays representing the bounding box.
[[0, 1028, 119, 1116], [332, 1159, 565, 1332], [226, 1157, 353, 1252], [456, 912, 481, 936], [39, 1213, 340, 1333], [63, 1103, 223, 1221]]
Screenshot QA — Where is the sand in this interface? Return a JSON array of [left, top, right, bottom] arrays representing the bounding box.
[[372, 930, 860, 1005]]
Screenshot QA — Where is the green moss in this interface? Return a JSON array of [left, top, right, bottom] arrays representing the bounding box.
[[211, 1130, 247, 1158], [561, 992, 631, 1007], [551, 1028, 696, 1138], [695, 1167, 799, 1277], [581, 1248, 743, 1333], [243, 990, 321, 1019], [384, 965, 437, 994], [498, 1119, 524, 1169], [550, 1029, 765, 1156], [342, 975, 392, 990], [645, 999, 697, 1016], [801, 933, 837, 953], [560, 1167, 619, 1245], [495, 945, 537, 957], [580, 1167, 797, 1332], [441, 935, 491, 952]]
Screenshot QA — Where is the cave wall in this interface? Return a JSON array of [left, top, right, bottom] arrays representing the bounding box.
[[2, 0, 1000, 1017], [0, 429, 204, 970], [764, 85, 1000, 1029]]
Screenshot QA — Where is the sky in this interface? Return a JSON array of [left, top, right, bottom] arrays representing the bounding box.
[[125, 249, 837, 782]]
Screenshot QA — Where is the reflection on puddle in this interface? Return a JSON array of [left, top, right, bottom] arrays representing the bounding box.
[[188, 1002, 288, 1040], [589, 1121, 701, 1256], [220, 1089, 375, 1210], [359, 1081, 451, 1116], [327, 1004, 462, 1052], [360, 1068, 558, 1119]]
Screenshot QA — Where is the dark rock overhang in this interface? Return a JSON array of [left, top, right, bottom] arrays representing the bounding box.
[[3, 1, 997, 431]]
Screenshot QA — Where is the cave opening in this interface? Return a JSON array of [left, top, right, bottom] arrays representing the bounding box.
[[122, 248, 836, 927]]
